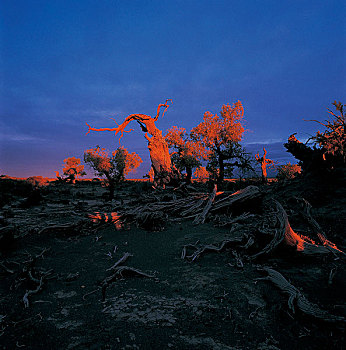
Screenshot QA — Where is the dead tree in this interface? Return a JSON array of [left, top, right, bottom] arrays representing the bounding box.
[[255, 147, 274, 183], [86, 100, 174, 187]]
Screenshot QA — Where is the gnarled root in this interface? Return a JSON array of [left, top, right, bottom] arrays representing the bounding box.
[[182, 234, 244, 261], [252, 200, 343, 258], [257, 267, 345, 323]]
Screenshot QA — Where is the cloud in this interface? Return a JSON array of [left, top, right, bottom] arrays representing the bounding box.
[[0, 132, 46, 143]]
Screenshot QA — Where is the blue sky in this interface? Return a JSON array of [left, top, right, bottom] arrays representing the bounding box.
[[1, 0, 345, 178]]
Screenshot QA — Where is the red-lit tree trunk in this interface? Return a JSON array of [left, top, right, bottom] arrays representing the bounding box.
[[255, 147, 274, 183], [86, 100, 174, 187]]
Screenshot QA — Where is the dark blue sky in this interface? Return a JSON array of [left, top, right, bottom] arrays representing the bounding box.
[[1, 0, 345, 178]]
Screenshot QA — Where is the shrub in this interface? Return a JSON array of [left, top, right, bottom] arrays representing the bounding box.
[[277, 162, 301, 180]]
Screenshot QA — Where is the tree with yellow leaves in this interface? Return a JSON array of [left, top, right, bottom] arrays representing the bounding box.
[[84, 146, 142, 199], [191, 101, 246, 183], [165, 126, 209, 183], [56, 157, 86, 184]]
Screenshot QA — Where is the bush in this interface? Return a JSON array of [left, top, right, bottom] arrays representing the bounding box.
[[277, 163, 301, 180]]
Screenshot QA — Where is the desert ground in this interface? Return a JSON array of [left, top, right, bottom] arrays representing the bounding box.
[[0, 176, 345, 349]]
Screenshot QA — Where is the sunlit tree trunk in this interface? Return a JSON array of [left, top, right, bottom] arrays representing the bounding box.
[[255, 148, 274, 183], [86, 100, 174, 188]]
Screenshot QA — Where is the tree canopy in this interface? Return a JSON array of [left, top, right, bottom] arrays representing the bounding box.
[[191, 101, 246, 183], [84, 146, 142, 199], [56, 157, 86, 183], [165, 126, 209, 183]]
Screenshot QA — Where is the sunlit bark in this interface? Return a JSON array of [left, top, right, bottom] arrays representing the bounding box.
[[86, 100, 174, 187], [255, 148, 274, 183]]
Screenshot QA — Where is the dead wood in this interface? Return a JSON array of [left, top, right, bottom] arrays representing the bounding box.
[[23, 277, 43, 308], [211, 186, 261, 212], [231, 250, 244, 268], [214, 212, 255, 227], [250, 201, 287, 259], [182, 234, 244, 261], [252, 200, 343, 258], [328, 266, 337, 285], [106, 252, 133, 271], [258, 267, 345, 323], [240, 234, 255, 250], [102, 266, 154, 301], [294, 197, 328, 240], [0, 261, 15, 274], [38, 223, 77, 235], [135, 211, 167, 231], [193, 184, 217, 224]]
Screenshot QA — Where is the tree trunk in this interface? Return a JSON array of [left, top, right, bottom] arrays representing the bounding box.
[[218, 153, 225, 184], [185, 166, 192, 184], [86, 100, 174, 188], [105, 173, 115, 200], [147, 133, 173, 187], [261, 164, 267, 183]]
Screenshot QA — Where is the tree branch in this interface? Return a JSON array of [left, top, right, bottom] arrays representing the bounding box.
[[155, 99, 172, 121]]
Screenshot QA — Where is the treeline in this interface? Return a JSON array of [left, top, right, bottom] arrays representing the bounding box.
[[55, 100, 344, 198]]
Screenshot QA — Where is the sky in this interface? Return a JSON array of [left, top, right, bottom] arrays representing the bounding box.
[[1, 0, 345, 178]]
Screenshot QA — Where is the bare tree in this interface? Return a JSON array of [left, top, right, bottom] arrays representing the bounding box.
[[86, 100, 174, 187], [255, 147, 275, 183]]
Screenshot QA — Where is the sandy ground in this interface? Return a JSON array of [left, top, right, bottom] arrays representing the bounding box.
[[0, 179, 345, 349]]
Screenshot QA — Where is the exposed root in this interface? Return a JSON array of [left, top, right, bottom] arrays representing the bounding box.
[[258, 267, 345, 323], [252, 200, 343, 258], [251, 201, 287, 259]]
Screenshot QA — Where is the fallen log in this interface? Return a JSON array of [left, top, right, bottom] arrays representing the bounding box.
[[193, 184, 217, 225], [211, 185, 261, 212], [257, 267, 345, 323]]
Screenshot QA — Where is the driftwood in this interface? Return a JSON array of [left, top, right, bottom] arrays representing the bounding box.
[[258, 267, 345, 323]]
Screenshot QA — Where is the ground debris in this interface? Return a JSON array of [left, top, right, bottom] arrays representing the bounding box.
[[257, 266, 346, 323]]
